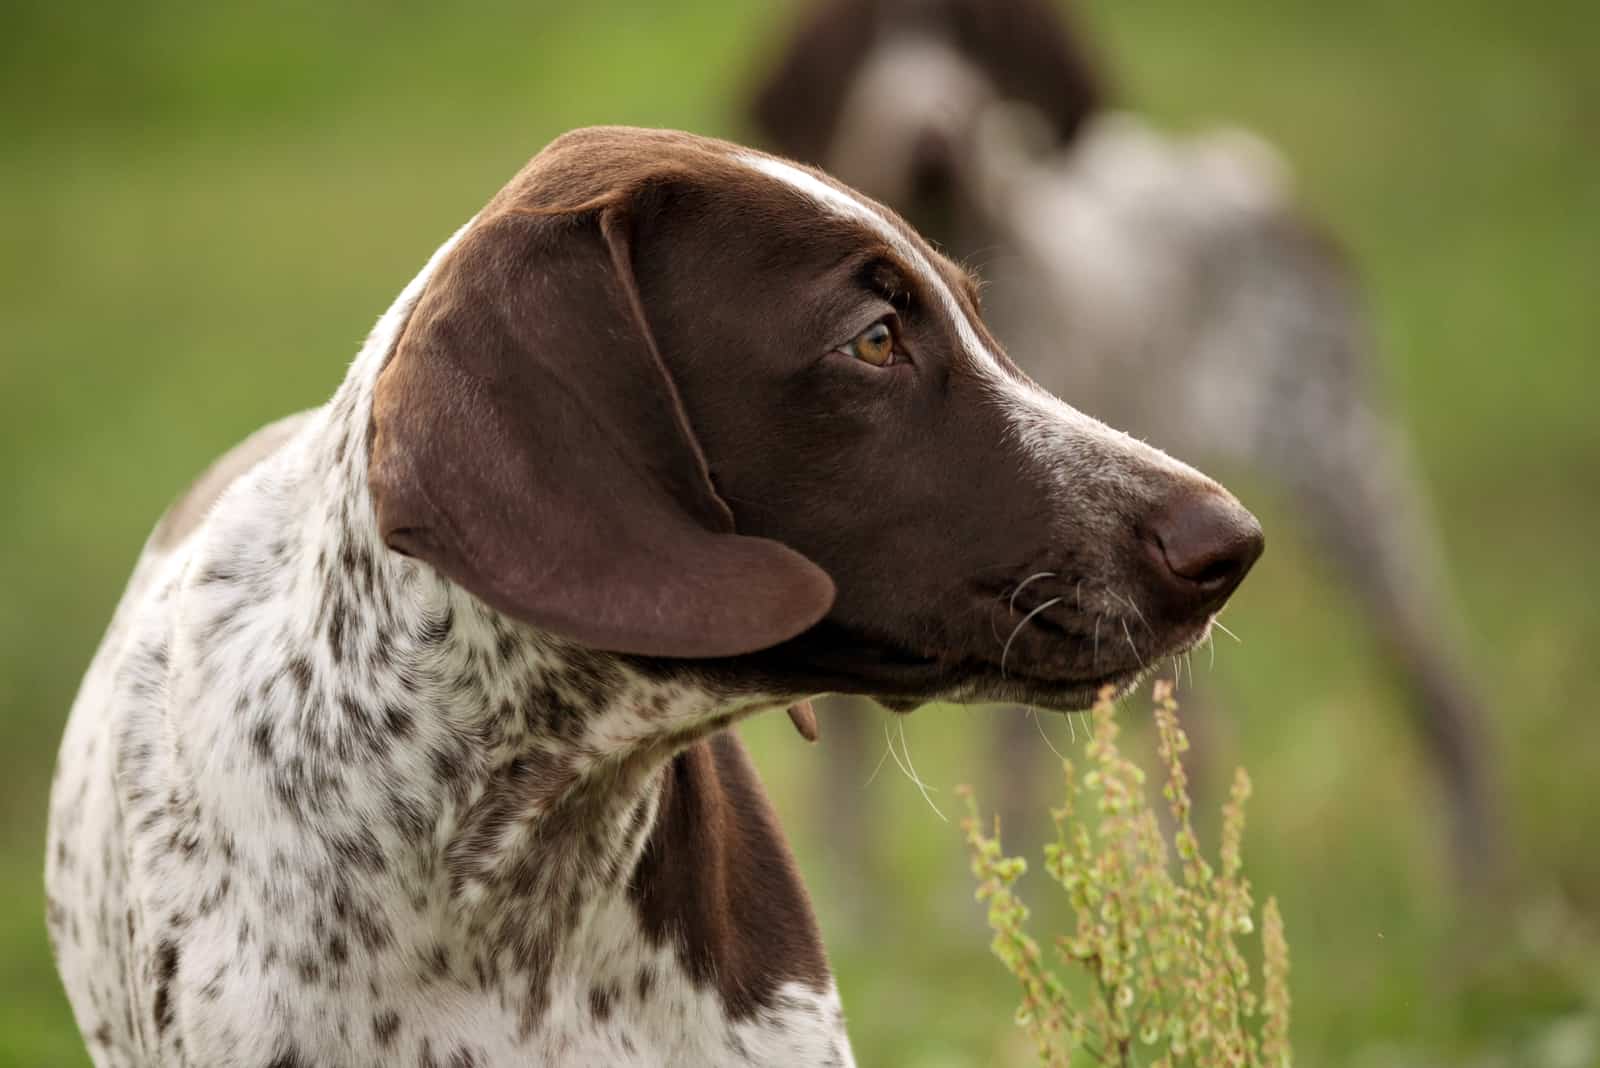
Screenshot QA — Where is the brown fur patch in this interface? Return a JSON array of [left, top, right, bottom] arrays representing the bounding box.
[[631, 731, 830, 1018]]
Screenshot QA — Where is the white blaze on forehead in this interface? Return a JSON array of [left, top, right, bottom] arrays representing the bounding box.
[[738, 152, 998, 373], [735, 151, 1209, 487]]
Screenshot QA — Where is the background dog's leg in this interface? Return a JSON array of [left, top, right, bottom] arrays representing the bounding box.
[[1235, 219, 1503, 891], [1282, 402, 1502, 892]]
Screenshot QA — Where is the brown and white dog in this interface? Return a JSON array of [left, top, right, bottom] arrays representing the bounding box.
[[45, 127, 1260, 1066]]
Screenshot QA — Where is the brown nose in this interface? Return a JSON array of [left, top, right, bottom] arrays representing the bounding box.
[[1143, 489, 1264, 615]]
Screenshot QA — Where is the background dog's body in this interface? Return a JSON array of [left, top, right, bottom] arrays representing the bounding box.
[[752, 0, 1497, 884]]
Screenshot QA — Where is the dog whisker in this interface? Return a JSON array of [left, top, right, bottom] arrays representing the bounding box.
[[886, 720, 946, 822], [1213, 617, 1243, 644], [1029, 707, 1067, 762], [1092, 615, 1102, 671], [1110, 588, 1155, 638], [1001, 596, 1064, 678], [863, 724, 895, 788], [1120, 617, 1145, 669], [1008, 571, 1058, 615]]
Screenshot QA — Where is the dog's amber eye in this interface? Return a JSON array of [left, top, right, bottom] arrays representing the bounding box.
[[844, 321, 896, 366]]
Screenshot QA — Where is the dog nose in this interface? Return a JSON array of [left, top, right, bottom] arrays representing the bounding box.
[[1142, 489, 1264, 614]]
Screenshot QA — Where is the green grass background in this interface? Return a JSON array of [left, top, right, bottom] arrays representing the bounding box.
[[1, 1, 1595, 1064]]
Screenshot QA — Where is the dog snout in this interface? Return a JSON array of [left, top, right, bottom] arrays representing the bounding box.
[[1141, 487, 1264, 616]]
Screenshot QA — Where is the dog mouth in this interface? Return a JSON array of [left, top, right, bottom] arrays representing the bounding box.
[[780, 613, 1210, 714]]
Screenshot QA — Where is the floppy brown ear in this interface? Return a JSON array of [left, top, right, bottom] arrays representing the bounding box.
[[369, 204, 835, 658]]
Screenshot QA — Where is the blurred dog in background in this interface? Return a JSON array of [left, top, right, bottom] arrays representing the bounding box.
[[749, 0, 1497, 891]]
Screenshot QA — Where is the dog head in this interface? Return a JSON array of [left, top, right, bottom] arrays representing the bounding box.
[[369, 127, 1260, 713]]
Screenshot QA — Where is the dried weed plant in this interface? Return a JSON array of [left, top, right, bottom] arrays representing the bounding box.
[[959, 681, 1293, 1067]]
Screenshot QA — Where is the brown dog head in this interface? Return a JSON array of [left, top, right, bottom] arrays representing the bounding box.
[[370, 127, 1260, 713]]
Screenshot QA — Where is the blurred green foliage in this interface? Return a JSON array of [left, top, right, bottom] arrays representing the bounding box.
[[0, 1, 1594, 1065]]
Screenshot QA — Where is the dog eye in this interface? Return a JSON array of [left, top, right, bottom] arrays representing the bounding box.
[[841, 320, 897, 367]]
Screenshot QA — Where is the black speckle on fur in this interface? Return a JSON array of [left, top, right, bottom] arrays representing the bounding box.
[[265, 1046, 310, 1068], [286, 656, 314, 696], [382, 703, 414, 738], [326, 596, 349, 663], [330, 828, 386, 873], [589, 982, 618, 1022], [373, 1010, 401, 1048], [337, 693, 376, 738], [249, 721, 274, 762], [293, 953, 321, 986], [152, 939, 179, 1036]]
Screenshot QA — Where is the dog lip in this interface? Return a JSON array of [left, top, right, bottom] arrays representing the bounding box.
[[797, 619, 1151, 696], [899, 609, 1223, 709], [790, 606, 1215, 708]]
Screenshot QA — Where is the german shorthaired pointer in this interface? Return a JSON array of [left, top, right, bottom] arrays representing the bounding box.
[[46, 127, 1261, 1066], [752, 0, 1497, 884]]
